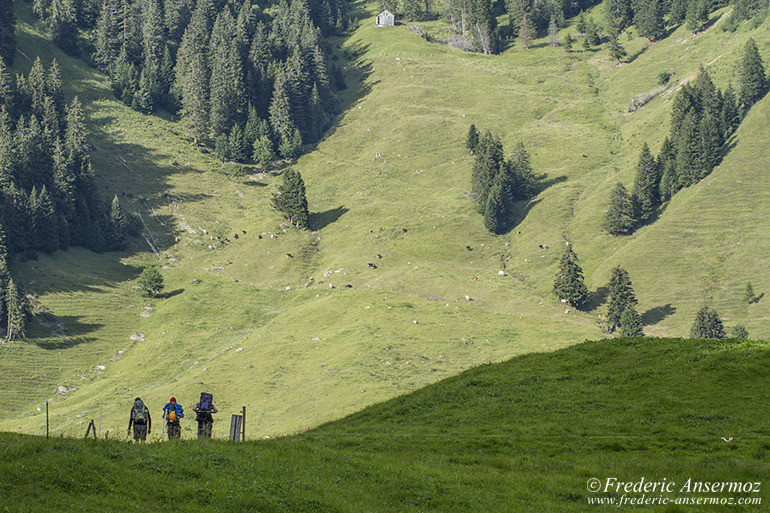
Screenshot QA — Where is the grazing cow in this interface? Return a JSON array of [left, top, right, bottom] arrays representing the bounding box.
[[286, 253, 294, 258], [377, 254, 383, 259], [466, 246, 472, 250], [368, 263, 377, 269], [234, 234, 239, 239], [242, 230, 246, 234]]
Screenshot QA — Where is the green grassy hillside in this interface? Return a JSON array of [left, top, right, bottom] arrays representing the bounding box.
[[2, 338, 768, 512], [1, 1, 769, 438]]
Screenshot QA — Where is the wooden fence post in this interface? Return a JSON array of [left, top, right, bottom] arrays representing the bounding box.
[[84, 419, 97, 439], [46, 402, 49, 439], [229, 415, 242, 441], [242, 406, 246, 443]]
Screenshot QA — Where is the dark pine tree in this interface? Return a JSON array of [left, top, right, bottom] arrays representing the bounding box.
[[738, 38, 767, 111], [279, 127, 303, 160], [109, 195, 127, 249], [618, 303, 644, 337], [606, 266, 637, 331], [138, 264, 164, 297], [273, 167, 309, 228], [35, 185, 59, 253], [690, 306, 725, 339], [252, 134, 276, 166], [6, 277, 27, 341], [632, 142, 660, 224], [674, 110, 701, 188], [228, 124, 247, 163], [658, 137, 680, 202], [470, 131, 503, 212], [209, 10, 246, 136], [49, 0, 79, 53], [553, 244, 589, 309], [635, 0, 665, 41], [604, 182, 636, 236], [720, 86, 740, 139], [483, 182, 506, 234], [466, 124, 479, 154]]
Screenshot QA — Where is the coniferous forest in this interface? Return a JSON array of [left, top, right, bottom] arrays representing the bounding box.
[[32, 0, 349, 162]]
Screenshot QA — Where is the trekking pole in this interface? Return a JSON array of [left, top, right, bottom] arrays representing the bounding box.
[[160, 410, 167, 441]]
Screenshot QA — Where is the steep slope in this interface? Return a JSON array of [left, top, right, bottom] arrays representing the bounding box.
[[1, 2, 768, 437]]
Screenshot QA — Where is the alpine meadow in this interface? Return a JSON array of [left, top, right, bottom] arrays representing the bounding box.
[[1, 0, 769, 510]]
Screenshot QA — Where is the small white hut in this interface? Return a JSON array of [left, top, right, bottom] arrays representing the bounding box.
[[375, 10, 395, 27]]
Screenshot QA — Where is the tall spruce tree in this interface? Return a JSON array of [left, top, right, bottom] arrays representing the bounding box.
[[470, 131, 504, 212], [636, 0, 665, 41], [483, 182, 506, 234], [618, 304, 644, 337], [49, 0, 79, 53], [632, 143, 660, 223], [606, 266, 637, 331], [738, 38, 767, 110], [604, 182, 636, 236], [674, 110, 701, 188], [252, 135, 276, 166], [466, 124, 479, 153], [553, 244, 589, 309], [109, 195, 127, 249], [6, 277, 26, 341], [273, 168, 309, 228], [209, 10, 246, 135]]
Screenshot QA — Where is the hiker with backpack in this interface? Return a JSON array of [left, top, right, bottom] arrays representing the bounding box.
[[192, 392, 218, 438], [162, 397, 184, 440], [128, 397, 152, 443]]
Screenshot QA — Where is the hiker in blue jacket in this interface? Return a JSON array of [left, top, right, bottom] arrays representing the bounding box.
[[128, 397, 151, 443], [162, 397, 184, 440], [192, 393, 218, 438]]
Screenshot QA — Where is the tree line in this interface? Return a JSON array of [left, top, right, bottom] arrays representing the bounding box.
[[605, 40, 767, 236], [32, 0, 349, 163], [385, 0, 746, 55], [467, 125, 536, 234]]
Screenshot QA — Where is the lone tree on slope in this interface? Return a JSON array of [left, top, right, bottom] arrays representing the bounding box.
[[606, 266, 637, 331], [553, 244, 589, 309], [690, 306, 725, 339]]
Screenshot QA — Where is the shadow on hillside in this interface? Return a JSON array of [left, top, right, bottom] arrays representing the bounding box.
[[305, 42, 375, 153], [28, 313, 102, 350], [310, 206, 349, 231], [31, 336, 99, 351], [86, 113, 214, 253], [17, 256, 143, 297], [500, 174, 567, 234], [642, 304, 676, 327], [625, 44, 648, 64], [162, 288, 185, 299], [584, 285, 609, 313]]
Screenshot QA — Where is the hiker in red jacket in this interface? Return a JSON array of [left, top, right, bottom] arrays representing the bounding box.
[[162, 397, 184, 440]]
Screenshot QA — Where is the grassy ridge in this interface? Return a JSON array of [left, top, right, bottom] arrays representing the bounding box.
[[1, 1, 769, 438], [2, 338, 769, 512]]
